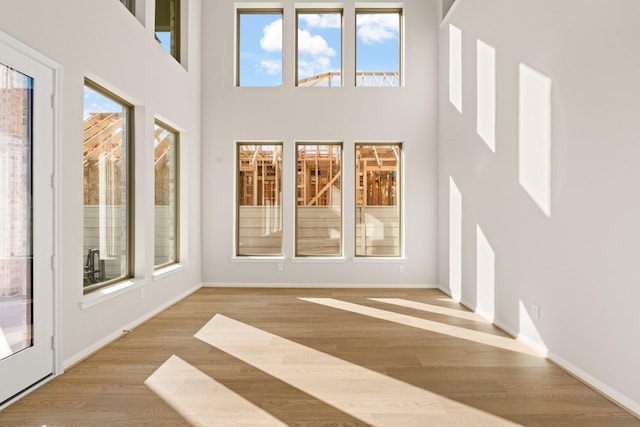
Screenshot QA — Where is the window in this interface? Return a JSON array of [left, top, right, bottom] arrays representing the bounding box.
[[296, 143, 342, 257], [236, 144, 283, 256], [296, 10, 343, 87], [355, 9, 401, 87], [119, 0, 135, 15], [237, 10, 283, 87], [83, 81, 133, 292], [355, 144, 401, 257], [154, 121, 179, 268], [155, 0, 180, 60]]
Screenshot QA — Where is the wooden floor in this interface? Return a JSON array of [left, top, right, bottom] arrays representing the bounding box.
[[1, 288, 638, 426]]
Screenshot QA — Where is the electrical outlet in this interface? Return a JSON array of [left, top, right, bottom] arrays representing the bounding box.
[[399, 265, 405, 273], [532, 304, 540, 320], [277, 263, 284, 272], [139, 286, 146, 299]]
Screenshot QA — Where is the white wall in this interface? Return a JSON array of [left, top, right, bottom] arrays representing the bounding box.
[[438, 0, 640, 414], [201, 0, 439, 287], [0, 0, 203, 366]]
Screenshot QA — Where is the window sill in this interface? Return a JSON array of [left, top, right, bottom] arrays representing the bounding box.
[[80, 277, 146, 310], [292, 257, 347, 263], [351, 257, 406, 264], [153, 263, 189, 281], [231, 256, 286, 263]]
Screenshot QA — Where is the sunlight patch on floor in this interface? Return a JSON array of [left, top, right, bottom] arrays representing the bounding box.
[[145, 354, 287, 427], [369, 298, 486, 322], [195, 314, 521, 427], [301, 298, 539, 357]]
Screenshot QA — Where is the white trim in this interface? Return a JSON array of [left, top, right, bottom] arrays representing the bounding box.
[[352, 257, 406, 264], [548, 353, 640, 418], [291, 257, 347, 263], [80, 278, 147, 310], [66, 283, 201, 368], [455, 293, 639, 417], [231, 256, 286, 263], [202, 282, 438, 289], [152, 263, 190, 281]]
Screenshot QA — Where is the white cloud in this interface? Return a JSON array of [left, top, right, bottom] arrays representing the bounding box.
[[297, 29, 336, 79], [298, 29, 335, 58], [260, 59, 282, 76], [299, 14, 341, 29], [260, 19, 282, 52], [356, 14, 399, 45]]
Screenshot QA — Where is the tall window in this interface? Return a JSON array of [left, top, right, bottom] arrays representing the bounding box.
[[237, 10, 283, 87], [296, 143, 342, 257], [119, 0, 135, 15], [237, 144, 283, 256], [355, 144, 401, 257], [296, 10, 343, 87], [355, 9, 402, 87], [155, 0, 180, 60], [154, 121, 178, 268], [83, 81, 132, 292]]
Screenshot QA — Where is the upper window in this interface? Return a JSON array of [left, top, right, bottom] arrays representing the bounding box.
[[154, 121, 179, 268], [296, 10, 343, 87], [355, 9, 402, 87], [83, 81, 133, 292], [119, 0, 135, 15], [236, 144, 283, 256], [296, 143, 342, 257], [237, 10, 283, 87], [155, 0, 180, 60], [355, 144, 401, 257]]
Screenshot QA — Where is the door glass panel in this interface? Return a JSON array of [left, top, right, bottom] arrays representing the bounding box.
[[0, 64, 33, 361]]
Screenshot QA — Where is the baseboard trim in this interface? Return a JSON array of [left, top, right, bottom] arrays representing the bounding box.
[[445, 290, 639, 418], [547, 352, 640, 419], [64, 283, 202, 369], [202, 282, 439, 289]]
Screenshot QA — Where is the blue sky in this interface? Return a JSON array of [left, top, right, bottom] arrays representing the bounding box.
[[83, 86, 122, 120], [238, 12, 399, 87]]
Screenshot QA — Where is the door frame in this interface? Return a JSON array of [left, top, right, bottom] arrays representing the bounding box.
[[0, 30, 63, 408]]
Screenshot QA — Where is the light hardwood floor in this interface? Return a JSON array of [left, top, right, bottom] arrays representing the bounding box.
[[1, 288, 638, 426]]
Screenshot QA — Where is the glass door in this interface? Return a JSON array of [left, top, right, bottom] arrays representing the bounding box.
[[0, 39, 55, 406]]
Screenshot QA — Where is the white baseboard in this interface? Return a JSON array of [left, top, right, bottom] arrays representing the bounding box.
[[450, 292, 638, 418], [547, 352, 640, 418], [202, 282, 439, 289], [64, 283, 201, 369]]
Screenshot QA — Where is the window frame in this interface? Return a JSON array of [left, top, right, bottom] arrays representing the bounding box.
[[153, 120, 180, 270], [354, 142, 403, 258], [236, 8, 284, 87], [82, 79, 135, 294], [119, 0, 136, 15], [155, 0, 181, 61], [235, 142, 284, 257], [295, 8, 344, 87], [355, 8, 403, 87], [295, 142, 343, 258]]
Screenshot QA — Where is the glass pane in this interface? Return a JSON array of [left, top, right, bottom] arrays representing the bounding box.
[[237, 144, 282, 256], [120, 0, 135, 14], [296, 12, 342, 87], [238, 12, 283, 87], [155, 0, 179, 59], [83, 85, 129, 290], [355, 144, 401, 257], [0, 63, 33, 359], [154, 123, 177, 267], [296, 144, 342, 256], [355, 11, 401, 87]]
